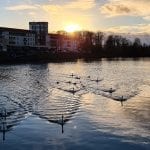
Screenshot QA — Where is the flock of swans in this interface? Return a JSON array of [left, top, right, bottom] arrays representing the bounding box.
[[49, 72, 138, 106]]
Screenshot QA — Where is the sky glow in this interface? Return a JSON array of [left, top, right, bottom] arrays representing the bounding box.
[[0, 0, 150, 33]]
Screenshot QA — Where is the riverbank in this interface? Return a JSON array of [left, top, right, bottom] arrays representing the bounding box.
[[0, 50, 150, 64]]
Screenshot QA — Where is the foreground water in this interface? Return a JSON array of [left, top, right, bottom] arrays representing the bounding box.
[[0, 59, 150, 150]]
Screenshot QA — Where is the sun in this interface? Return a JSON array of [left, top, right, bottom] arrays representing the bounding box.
[[64, 24, 81, 33]]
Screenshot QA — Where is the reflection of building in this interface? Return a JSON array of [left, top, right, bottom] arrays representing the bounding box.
[[29, 22, 48, 47], [0, 27, 36, 51]]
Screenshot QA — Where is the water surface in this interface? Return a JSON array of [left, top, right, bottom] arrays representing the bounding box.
[[0, 59, 150, 150]]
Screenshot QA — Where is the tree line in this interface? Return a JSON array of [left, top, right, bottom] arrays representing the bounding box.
[[78, 31, 150, 58]]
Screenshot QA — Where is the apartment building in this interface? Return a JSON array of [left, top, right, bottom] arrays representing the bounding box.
[[29, 22, 48, 47], [0, 27, 36, 51], [57, 33, 79, 53], [46, 33, 59, 51], [46, 33, 79, 53]]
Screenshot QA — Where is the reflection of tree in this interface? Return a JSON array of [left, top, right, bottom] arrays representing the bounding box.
[[0, 106, 26, 141], [0, 108, 7, 141]]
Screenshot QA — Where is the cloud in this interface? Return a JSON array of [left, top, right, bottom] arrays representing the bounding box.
[[28, 11, 36, 17], [100, 0, 150, 19], [101, 4, 133, 16], [6, 4, 38, 11], [65, 0, 95, 10], [6, 0, 95, 11], [105, 24, 150, 34], [4, 0, 96, 31], [42, 0, 95, 12], [42, 5, 62, 14]]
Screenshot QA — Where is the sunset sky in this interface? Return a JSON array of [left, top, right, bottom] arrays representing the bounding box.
[[0, 0, 150, 33]]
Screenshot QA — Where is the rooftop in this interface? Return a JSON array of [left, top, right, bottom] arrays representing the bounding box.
[[0, 27, 35, 34]]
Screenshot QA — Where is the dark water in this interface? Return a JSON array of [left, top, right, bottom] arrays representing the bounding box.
[[0, 59, 150, 150]]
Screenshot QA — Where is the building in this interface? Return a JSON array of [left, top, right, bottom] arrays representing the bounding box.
[[0, 27, 36, 51], [58, 35, 79, 52], [46, 33, 59, 51], [0, 22, 80, 53], [46, 33, 79, 53], [56, 32, 79, 53], [29, 22, 48, 47], [0, 36, 8, 51]]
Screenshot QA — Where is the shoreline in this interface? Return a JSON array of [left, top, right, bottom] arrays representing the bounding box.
[[0, 55, 150, 65], [0, 51, 150, 64]]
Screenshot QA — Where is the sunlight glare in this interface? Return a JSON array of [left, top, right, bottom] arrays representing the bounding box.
[[64, 24, 81, 33]]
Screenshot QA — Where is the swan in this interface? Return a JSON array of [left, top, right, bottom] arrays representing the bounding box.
[[91, 78, 103, 83], [112, 96, 127, 106], [102, 88, 116, 93]]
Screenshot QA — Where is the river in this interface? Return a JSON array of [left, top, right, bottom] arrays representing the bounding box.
[[0, 59, 150, 150]]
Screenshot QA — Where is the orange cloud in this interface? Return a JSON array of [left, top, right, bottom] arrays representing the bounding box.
[[100, 0, 150, 19], [65, 0, 95, 10]]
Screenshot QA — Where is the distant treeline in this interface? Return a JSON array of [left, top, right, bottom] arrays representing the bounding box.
[[79, 32, 150, 58]]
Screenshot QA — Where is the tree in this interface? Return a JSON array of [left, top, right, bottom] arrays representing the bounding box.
[[105, 35, 115, 49], [133, 38, 141, 48], [94, 32, 104, 47], [80, 31, 94, 54]]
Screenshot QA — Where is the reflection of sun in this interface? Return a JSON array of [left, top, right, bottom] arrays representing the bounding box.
[[64, 24, 81, 33]]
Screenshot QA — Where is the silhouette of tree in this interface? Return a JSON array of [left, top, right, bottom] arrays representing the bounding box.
[[133, 38, 141, 48]]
